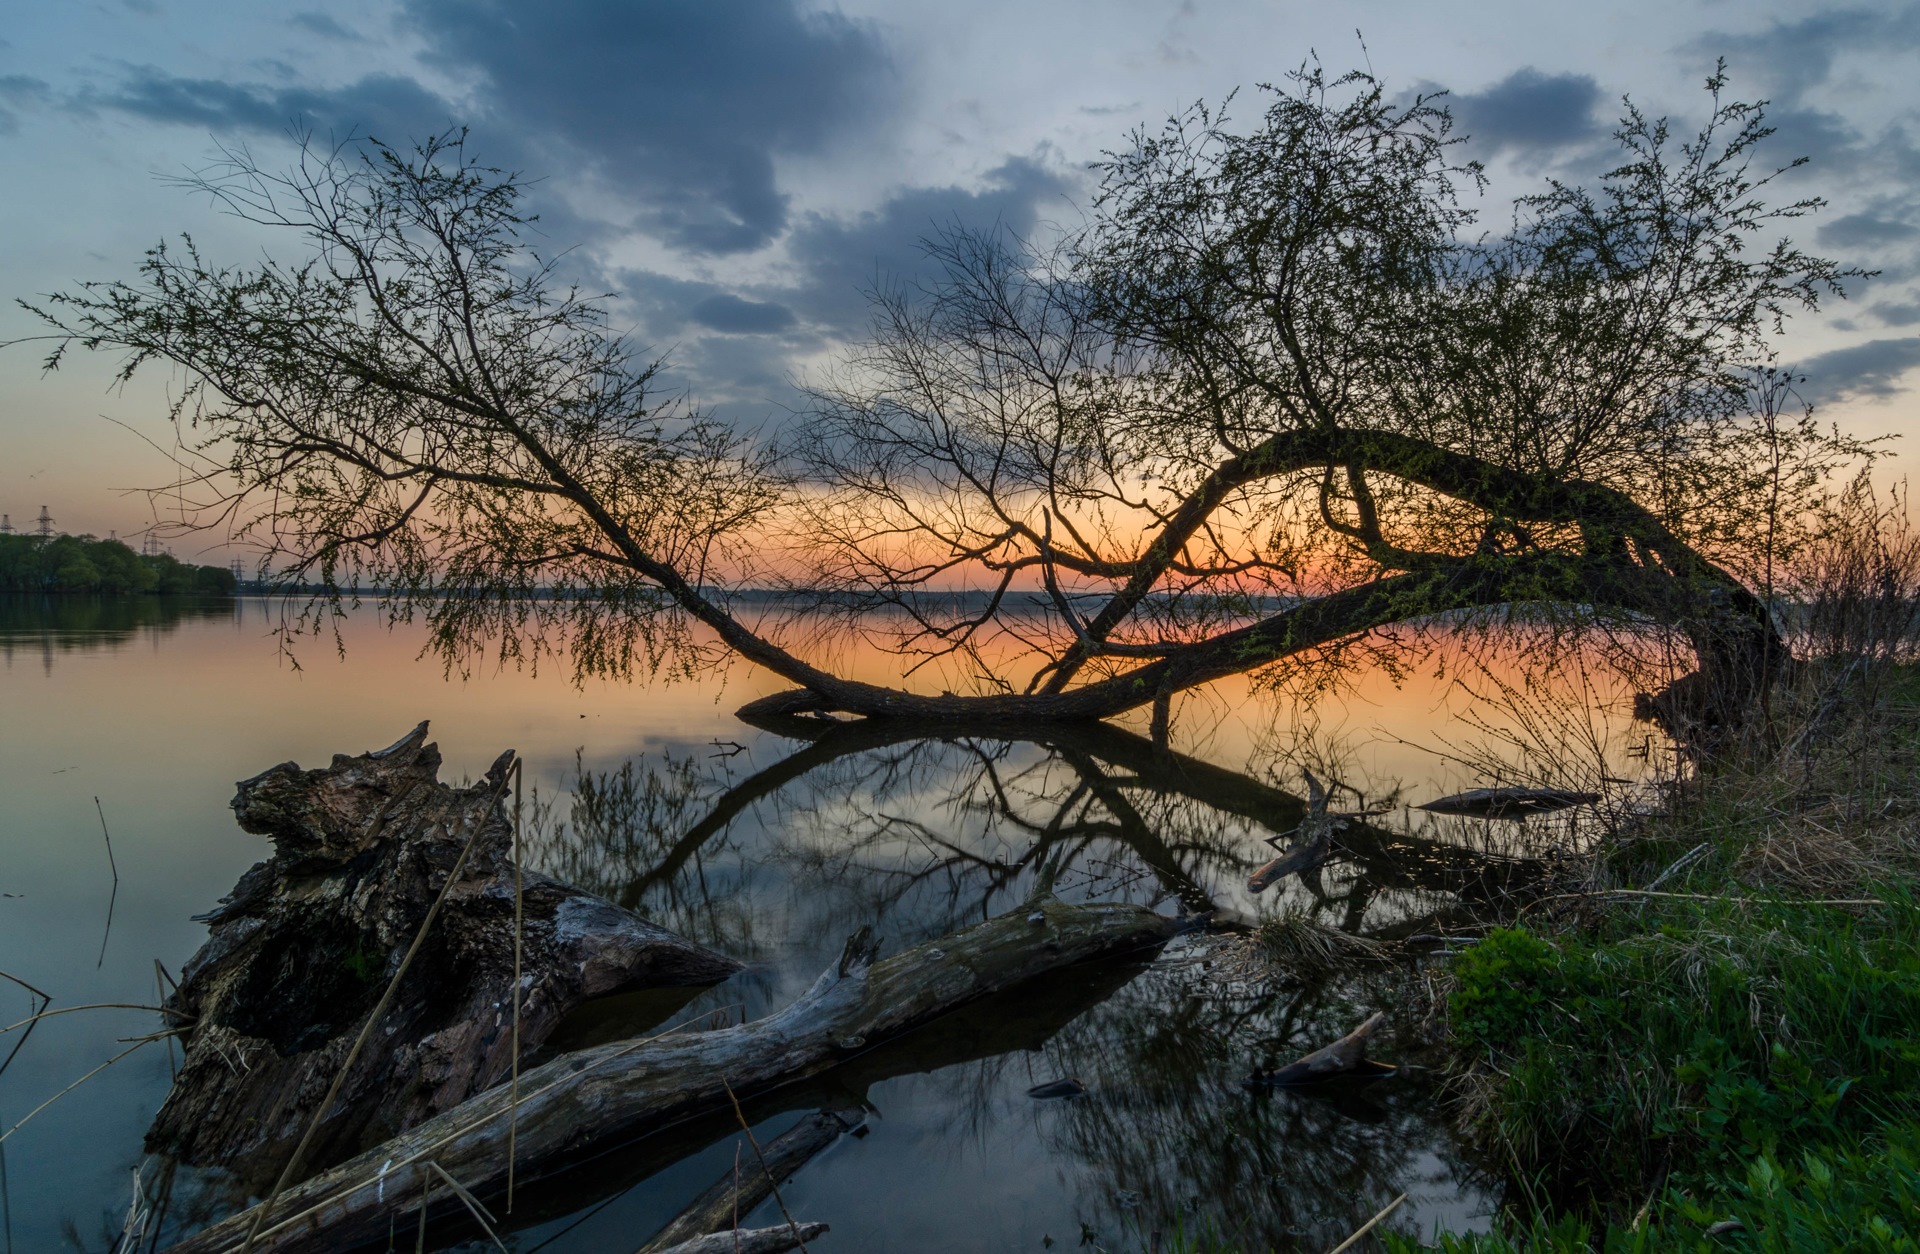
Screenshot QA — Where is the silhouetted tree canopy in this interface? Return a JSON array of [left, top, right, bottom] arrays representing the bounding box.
[[0, 532, 235, 595], [19, 64, 1865, 727]]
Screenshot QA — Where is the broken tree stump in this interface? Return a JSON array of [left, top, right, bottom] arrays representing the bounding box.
[[147, 722, 741, 1188], [1246, 1011, 1395, 1086], [1248, 771, 1342, 894], [161, 895, 1179, 1254]]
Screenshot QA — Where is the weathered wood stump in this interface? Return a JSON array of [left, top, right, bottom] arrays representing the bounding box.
[[147, 722, 741, 1187]]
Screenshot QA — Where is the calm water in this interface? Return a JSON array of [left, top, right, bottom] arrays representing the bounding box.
[[0, 597, 1645, 1252]]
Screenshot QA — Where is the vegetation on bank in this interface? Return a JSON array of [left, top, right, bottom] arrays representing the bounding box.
[[0, 531, 235, 594], [1387, 678, 1920, 1252]]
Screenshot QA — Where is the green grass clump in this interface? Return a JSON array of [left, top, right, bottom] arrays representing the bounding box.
[[1445, 899, 1920, 1205], [1405, 649, 1920, 1250], [1386, 1130, 1920, 1252]]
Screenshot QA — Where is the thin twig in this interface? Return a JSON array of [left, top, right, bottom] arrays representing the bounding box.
[[1324, 1191, 1407, 1254], [426, 1161, 509, 1252], [95, 797, 120, 882], [0, 1038, 154, 1144], [508, 754, 525, 1213], [1642, 841, 1709, 891], [96, 798, 120, 969], [1, 1003, 182, 1037], [720, 1079, 810, 1254], [0, 971, 50, 1080]]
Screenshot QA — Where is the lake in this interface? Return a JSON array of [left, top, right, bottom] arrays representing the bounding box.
[[0, 596, 1653, 1252]]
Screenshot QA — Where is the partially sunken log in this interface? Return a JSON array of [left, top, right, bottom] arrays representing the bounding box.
[[163, 895, 1178, 1254], [1246, 1011, 1395, 1086], [147, 722, 741, 1187], [639, 1110, 861, 1254], [1416, 787, 1600, 819]]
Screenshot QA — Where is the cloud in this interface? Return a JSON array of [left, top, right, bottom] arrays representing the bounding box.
[[689, 294, 796, 335], [289, 12, 364, 42], [1445, 68, 1602, 155], [783, 155, 1076, 336], [402, 0, 895, 254], [1686, 7, 1920, 107], [1820, 213, 1920, 249], [0, 74, 49, 136], [80, 0, 896, 258], [87, 67, 456, 140], [1796, 335, 1920, 403], [1872, 300, 1920, 328], [613, 155, 1076, 415]]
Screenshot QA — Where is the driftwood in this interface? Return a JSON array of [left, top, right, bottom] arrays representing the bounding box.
[[1416, 787, 1600, 819], [1246, 1011, 1395, 1086], [162, 894, 1179, 1253], [639, 1109, 862, 1253], [148, 723, 741, 1187]]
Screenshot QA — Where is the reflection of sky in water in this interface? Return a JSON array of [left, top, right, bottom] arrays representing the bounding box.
[[0, 598, 1655, 1249]]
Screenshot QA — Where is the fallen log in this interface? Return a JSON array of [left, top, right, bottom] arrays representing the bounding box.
[[148, 722, 741, 1187], [1416, 786, 1600, 819], [654, 1226, 828, 1254], [162, 894, 1179, 1253], [638, 1109, 862, 1253]]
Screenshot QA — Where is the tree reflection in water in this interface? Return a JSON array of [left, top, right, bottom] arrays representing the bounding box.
[[0, 594, 236, 674], [506, 716, 1552, 1248]]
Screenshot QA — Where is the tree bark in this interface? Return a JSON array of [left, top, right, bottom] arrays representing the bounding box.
[[148, 722, 741, 1188], [160, 895, 1179, 1253]]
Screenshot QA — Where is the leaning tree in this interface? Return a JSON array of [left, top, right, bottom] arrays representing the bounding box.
[[20, 65, 1863, 730]]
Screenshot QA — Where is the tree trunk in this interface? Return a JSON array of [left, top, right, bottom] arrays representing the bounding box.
[[160, 894, 1179, 1253], [148, 722, 741, 1188]]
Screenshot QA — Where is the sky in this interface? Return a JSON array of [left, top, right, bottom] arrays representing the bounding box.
[[3, 0, 1919, 548]]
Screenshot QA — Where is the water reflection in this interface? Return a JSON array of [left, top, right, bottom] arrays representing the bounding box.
[[485, 717, 1542, 1251], [530, 715, 1554, 954], [1, 595, 1610, 1251], [0, 595, 235, 673]]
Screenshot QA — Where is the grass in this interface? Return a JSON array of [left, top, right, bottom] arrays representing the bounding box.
[[1383, 659, 1920, 1251]]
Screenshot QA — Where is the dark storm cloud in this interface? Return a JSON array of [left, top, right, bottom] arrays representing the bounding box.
[[689, 294, 796, 335], [1444, 68, 1603, 155], [85, 67, 457, 140], [1796, 336, 1920, 403], [1872, 300, 1920, 328], [402, 0, 894, 254], [783, 155, 1076, 335], [81, 0, 895, 257], [613, 156, 1075, 415]]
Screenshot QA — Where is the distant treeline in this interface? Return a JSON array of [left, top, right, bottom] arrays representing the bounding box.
[[0, 533, 236, 595]]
